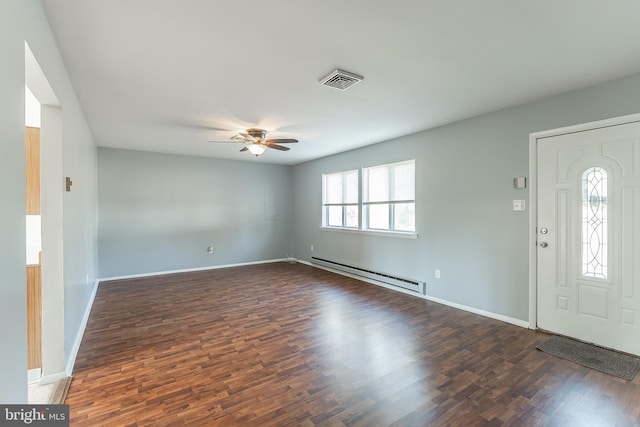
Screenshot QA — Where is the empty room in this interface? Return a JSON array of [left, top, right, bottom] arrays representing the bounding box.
[[3, 1, 640, 425]]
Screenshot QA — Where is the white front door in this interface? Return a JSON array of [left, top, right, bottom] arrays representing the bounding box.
[[537, 120, 640, 355]]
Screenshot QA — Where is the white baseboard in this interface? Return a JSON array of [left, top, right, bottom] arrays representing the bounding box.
[[40, 371, 67, 385], [422, 295, 530, 329], [302, 259, 530, 329], [65, 279, 99, 376], [99, 258, 288, 283], [27, 368, 41, 384]]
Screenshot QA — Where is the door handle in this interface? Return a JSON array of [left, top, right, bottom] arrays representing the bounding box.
[[539, 242, 549, 248]]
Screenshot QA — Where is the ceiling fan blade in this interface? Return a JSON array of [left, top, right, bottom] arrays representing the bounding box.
[[265, 138, 298, 144], [180, 124, 231, 132], [211, 129, 297, 155], [231, 133, 255, 142], [266, 143, 290, 151]]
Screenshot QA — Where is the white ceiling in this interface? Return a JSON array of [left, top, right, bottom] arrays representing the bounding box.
[[42, 1, 640, 165]]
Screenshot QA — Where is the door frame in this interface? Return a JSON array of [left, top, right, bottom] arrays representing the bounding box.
[[528, 112, 640, 329], [26, 43, 67, 384]]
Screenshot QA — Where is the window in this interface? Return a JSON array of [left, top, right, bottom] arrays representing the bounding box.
[[321, 160, 416, 235], [364, 160, 415, 232], [322, 169, 359, 228], [581, 166, 608, 279]]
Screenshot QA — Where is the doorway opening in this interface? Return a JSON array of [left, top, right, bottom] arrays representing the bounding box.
[[25, 86, 42, 383], [25, 41, 66, 403]]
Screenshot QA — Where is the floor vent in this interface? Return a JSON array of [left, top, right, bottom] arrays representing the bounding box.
[[311, 257, 426, 295], [319, 69, 364, 90]]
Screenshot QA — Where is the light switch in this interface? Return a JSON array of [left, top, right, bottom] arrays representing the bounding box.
[[513, 200, 526, 211]]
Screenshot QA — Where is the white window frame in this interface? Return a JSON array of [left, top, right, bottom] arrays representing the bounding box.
[[320, 160, 417, 238], [322, 169, 360, 229], [363, 160, 415, 233]]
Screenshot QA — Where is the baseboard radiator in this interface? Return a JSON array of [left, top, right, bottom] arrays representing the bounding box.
[[311, 256, 426, 295]]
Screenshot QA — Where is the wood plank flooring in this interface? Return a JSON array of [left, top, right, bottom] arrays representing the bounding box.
[[66, 263, 640, 426]]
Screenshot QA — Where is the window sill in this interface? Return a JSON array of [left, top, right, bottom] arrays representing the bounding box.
[[319, 226, 418, 239]]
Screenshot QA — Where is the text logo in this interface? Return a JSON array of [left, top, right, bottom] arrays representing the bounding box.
[[0, 405, 69, 426]]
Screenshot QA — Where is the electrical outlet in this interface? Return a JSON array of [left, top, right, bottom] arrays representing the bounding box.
[[207, 246, 214, 254], [310, 245, 314, 252], [435, 269, 441, 279]]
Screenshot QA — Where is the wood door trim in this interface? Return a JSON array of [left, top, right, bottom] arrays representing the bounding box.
[[26, 125, 42, 371], [26, 126, 40, 215], [27, 264, 42, 370]]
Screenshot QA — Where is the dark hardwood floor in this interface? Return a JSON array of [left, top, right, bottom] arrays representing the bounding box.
[[66, 263, 640, 426]]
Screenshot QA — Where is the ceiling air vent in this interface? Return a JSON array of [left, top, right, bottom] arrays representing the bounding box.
[[319, 69, 364, 91]]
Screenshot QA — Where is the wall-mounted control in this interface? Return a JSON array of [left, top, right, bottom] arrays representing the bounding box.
[[512, 200, 526, 211], [513, 176, 526, 189]]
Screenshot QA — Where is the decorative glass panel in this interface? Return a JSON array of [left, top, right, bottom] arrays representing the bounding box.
[[581, 167, 608, 279]]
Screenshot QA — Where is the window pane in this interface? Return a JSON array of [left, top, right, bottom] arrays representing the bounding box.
[[324, 162, 415, 233], [328, 206, 343, 227], [368, 204, 389, 230], [581, 167, 607, 278], [345, 171, 358, 204], [367, 167, 389, 202], [345, 206, 359, 228], [394, 203, 415, 231], [393, 163, 415, 201], [326, 174, 343, 204]]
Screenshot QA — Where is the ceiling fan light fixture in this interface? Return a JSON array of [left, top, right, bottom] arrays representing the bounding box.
[[247, 144, 266, 156], [211, 128, 297, 156]]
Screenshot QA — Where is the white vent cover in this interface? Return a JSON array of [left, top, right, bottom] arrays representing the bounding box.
[[319, 69, 364, 90]]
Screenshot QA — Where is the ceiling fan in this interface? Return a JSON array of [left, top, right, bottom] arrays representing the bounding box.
[[210, 128, 298, 157]]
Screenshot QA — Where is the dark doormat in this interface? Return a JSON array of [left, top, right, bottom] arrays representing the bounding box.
[[537, 335, 640, 380]]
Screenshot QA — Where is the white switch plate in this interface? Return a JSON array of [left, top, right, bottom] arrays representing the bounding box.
[[513, 200, 526, 211]]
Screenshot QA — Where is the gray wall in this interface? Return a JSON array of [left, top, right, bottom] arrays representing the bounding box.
[[1, 1, 29, 403], [98, 148, 293, 278], [1, 0, 98, 402], [4, 2, 640, 405], [292, 72, 640, 323]]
